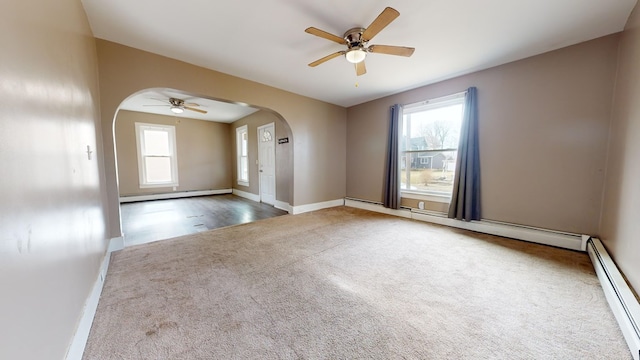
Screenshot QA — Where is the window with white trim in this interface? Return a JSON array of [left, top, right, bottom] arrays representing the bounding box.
[[400, 93, 465, 198], [236, 125, 249, 186], [135, 122, 179, 188]]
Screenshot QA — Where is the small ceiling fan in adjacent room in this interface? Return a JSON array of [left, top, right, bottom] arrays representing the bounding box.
[[143, 97, 208, 115], [305, 7, 415, 76]]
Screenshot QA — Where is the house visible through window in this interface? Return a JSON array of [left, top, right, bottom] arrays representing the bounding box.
[[400, 93, 465, 198], [135, 122, 178, 188], [236, 125, 249, 186]]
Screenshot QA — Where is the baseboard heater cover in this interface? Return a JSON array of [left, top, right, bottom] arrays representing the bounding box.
[[587, 238, 640, 360], [120, 189, 232, 203], [344, 198, 584, 250]]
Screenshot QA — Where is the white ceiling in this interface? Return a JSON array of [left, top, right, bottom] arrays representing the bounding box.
[[82, 0, 636, 109], [119, 89, 259, 122]]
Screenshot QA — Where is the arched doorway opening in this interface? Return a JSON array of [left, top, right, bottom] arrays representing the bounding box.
[[111, 88, 294, 246]]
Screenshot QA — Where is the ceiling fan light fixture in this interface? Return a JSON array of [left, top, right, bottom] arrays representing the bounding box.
[[170, 105, 184, 114], [345, 48, 367, 64]]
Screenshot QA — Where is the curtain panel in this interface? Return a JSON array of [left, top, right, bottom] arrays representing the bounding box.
[[448, 87, 481, 221], [383, 104, 401, 209]]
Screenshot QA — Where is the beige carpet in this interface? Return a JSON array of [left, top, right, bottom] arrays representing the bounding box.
[[83, 207, 631, 359]]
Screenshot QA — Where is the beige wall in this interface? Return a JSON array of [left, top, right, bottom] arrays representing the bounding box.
[[230, 111, 293, 204], [600, 5, 640, 294], [347, 35, 620, 235], [0, 0, 108, 359], [115, 110, 231, 196], [96, 40, 346, 238]]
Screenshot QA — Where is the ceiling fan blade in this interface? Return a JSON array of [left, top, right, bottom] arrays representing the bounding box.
[[368, 45, 415, 57], [361, 7, 400, 42], [305, 27, 346, 45], [185, 106, 207, 114], [142, 104, 170, 107], [184, 103, 200, 107], [355, 61, 366, 76], [149, 97, 169, 103], [308, 51, 345, 67]]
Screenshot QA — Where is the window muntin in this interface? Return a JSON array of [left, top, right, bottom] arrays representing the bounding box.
[[400, 94, 465, 197], [236, 125, 249, 186], [135, 123, 179, 188]]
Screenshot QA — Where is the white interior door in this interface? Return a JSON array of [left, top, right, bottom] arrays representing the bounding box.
[[258, 123, 276, 205]]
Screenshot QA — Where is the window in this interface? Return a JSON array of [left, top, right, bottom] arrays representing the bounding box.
[[400, 93, 465, 198], [135, 123, 178, 188], [236, 125, 249, 186]]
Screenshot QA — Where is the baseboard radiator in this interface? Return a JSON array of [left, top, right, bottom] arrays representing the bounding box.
[[344, 198, 587, 251], [120, 189, 232, 203], [587, 238, 640, 360]]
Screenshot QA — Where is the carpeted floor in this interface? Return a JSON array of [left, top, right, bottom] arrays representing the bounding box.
[[83, 207, 631, 359]]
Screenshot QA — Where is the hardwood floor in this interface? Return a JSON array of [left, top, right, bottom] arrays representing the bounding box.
[[120, 194, 288, 247]]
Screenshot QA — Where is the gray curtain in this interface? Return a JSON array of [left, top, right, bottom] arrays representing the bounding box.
[[383, 104, 401, 209], [448, 87, 481, 221]]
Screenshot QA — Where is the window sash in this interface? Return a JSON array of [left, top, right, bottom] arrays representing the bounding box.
[[399, 94, 464, 197], [135, 123, 179, 188], [236, 125, 249, 185]]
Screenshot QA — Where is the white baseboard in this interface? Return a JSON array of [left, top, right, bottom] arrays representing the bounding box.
[[274, 200, 292, 213], [232, 188, 260, 202], [588, 238, 640, 360], [292, 199, 345, 215], [119, 189, 232, 203], [65, 238, 116, 360], [344, 199, 584, 251], [107, 236, 124, 252]]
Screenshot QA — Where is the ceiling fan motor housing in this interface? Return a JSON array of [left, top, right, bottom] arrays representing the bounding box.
[[344, 28, 367, 49], [169, 98, 185, 107]]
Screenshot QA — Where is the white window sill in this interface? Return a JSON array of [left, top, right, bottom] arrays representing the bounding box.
[[401, 191, 451, 204], [237, 181, 249, 187]]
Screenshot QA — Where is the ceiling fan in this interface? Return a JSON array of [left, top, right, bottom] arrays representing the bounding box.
[[305, 7, 415, 76], [144, 97, 208, 115]]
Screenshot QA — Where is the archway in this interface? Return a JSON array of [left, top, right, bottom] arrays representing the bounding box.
[[111, 87, 294, 244], [97, 39, 347, 242]]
